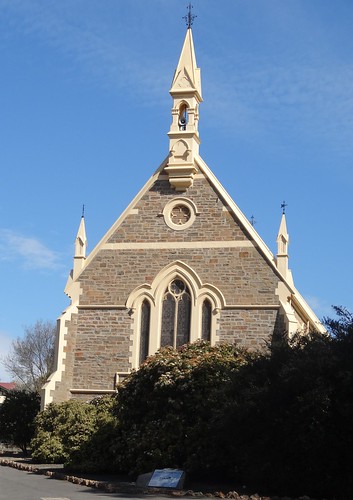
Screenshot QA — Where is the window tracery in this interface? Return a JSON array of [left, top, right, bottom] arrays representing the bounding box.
[[127, 262, 224, 369], [161, 279, 191, 348]]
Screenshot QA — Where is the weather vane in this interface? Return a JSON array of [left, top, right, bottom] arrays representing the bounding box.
[[250, 215, 257, 226], [281, 201, 288, 214], [183, 3, 196, 28]]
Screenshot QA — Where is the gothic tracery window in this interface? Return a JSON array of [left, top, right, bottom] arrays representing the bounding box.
[[161, 279, 191, 348], [128, 266, 223, 369]]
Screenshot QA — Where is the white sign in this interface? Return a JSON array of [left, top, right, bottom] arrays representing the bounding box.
[[148, 468, 184, 488]]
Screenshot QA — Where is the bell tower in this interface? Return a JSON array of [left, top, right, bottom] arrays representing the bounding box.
[[165, 7, 203, 191]]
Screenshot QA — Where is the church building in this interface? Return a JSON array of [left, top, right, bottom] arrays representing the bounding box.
[[43, 22, 324, 407]]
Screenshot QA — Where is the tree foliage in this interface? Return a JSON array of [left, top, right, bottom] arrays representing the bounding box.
[[111, 341, 249, 476], [2, 320, 56, 391], [29, 310, 353, 498], [216, 308, 353, 498], [0, 389, 40, 454], [65, 395, 119, 472], [31, 396, 116, 467]]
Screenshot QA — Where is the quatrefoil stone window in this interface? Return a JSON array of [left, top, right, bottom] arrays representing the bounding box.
[[170, 205, 191, 226], [163, 198, 198, 231]]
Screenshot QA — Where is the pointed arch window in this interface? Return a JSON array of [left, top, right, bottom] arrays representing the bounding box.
[[161, 279, 191, 348], [201, 299, 212, 341], [127, 262, 225, 369], [139, 299, 151, 364]]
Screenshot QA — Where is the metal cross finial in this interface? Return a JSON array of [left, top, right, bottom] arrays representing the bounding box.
[[281, 201, 288, 214], [183, 3, 196, 29], [250, 215, 257, 226]]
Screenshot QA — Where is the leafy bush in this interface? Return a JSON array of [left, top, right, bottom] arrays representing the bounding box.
[[112, 341, 249, 476], [107, 314, 353, 498], [0, 389, 40, 454], [218, 310, 353, 499], [29, 311, 353, 498], [219, 332, 335, 495], [31, 395, 116, 465], [66, 395, 118, 472]]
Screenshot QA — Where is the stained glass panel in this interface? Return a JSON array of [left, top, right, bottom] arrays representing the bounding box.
[[139, 300, 151, 364], [201, 299, 212, 341], [161, 292, 175, 347], [170, 279, 185, 295], [176, 291, 191, 347]]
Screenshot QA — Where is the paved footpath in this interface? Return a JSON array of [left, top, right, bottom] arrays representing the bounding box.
[[0, 465, 168, 500]]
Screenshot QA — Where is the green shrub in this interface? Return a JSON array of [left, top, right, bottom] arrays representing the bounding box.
[[112, 341, 249, 476], [218, 332, 334, 494], [66, 395, 118, 472], [31, 395, 116, 465], [219, 319, 353, 499], [30, 314, 353, 499]]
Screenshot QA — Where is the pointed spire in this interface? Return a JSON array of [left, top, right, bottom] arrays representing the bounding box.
[[170, 27, 202, 100], [276, 212, 289, 277], [277, 213, 288, 248], [73, 211, 87, 279], [75, 215, 87, 258]]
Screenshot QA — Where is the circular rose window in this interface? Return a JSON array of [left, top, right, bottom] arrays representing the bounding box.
[[170, 205, 191, 226], [163, 198, 198, 231]]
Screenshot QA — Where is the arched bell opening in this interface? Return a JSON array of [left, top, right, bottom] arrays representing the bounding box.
[[178, 103, 189, 130]]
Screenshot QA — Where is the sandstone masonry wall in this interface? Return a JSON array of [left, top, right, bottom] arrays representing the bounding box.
[[52, 173, 284, 402]]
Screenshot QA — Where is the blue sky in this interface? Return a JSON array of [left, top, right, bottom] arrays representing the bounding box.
[[1, 0, 352, 380]]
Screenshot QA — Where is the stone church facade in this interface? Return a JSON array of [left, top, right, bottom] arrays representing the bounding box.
[[43, 27, 324, 407]]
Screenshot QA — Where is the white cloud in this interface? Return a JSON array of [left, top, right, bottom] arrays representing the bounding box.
[[2, 1, 353, 156], [304, 295, 333, 320], [203, 58, 353, 156], [0, 0, 170, 104], [0, 229, 61, 270]]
